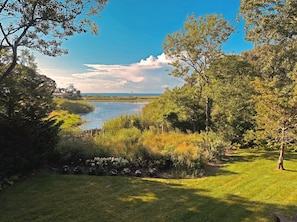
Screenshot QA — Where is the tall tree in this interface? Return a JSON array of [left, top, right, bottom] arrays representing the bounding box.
[[208, 55, 256, 144], [163, 13, 234, 131], [252, 76, 297, 170], [0, 0, 108, 82], [240, 0, 297, 169], [243, 45, 297, 170]]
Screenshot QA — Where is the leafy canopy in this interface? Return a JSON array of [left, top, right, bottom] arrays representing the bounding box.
[[240, 0, 297, 44], [0, 0, 108, 82]]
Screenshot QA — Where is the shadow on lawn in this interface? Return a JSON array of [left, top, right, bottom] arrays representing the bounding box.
[[93, 176, 297, 222], [225, 149, 297, 164]]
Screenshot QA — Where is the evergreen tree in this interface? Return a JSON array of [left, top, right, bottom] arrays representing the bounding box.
[[0, 54, 60, 177]]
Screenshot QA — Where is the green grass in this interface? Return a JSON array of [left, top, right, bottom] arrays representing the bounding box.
[[1, 149, 297, 222], [54, 98, 95, 114]]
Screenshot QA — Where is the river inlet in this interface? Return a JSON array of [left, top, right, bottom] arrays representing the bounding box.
[[79, 101, 148, 130]]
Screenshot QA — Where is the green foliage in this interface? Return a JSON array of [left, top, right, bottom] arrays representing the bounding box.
[[240, 0, 297, 169], [248, 77, 297, 150], [50, 98, 94, 130], [240, 0, 297, 44], [102, 113, 141, 133], [50, 110, 82, 130], [164, 13, 234, 83], [0, 0, 108, 82], [115, 127, 142, 158], [55, 136, 107, 165], [140, 131, 205, 177], [208, 55, 256, 143], [0, 62, 60, 177], [140, 89, 180, 132], [164, 13, 234, 131], [56, 99, 95, 114], [197, 131, 230, 162], [140, 88, 205, 133], [93, 127, 142, 159]]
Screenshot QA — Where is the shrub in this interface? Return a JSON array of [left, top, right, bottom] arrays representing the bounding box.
[[86, 157, 130, 176], [102, 114, 141, 133], [198, 131, 229, 161], [55, 136, 108, 165], [139, 132, 203, 177]]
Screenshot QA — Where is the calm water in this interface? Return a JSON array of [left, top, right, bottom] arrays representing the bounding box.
[[79, 102, 148, 130]]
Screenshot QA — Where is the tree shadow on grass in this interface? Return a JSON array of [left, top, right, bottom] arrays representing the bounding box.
[[89, 177, 297, 222], [227, 153, 260, 163], [223, 149, 297, 164], [1, 174, 297, 222], [203, 163, 239, 177]]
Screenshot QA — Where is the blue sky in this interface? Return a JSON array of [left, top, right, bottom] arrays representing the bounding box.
[[36, 0, 253, 93]]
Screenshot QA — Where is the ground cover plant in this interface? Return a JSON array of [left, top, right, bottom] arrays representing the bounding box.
[[54, 98, 95, 114], [1, 149, 297, 222]]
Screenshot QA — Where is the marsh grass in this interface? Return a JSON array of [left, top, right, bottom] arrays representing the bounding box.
[[1, 149, 297, 222]]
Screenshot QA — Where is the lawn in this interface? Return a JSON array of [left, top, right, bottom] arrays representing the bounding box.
[[1, 149, 297, 222]]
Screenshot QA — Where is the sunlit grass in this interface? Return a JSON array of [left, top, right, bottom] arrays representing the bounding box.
[[1, 149, 297, 221]]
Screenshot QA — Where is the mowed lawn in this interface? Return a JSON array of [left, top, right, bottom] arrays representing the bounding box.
[[1, 149, 297, 222]]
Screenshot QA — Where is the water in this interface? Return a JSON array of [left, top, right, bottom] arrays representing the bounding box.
[[79, 102, 148, 130]]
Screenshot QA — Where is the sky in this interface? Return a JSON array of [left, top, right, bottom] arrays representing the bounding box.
[[35, 0, 253, 94]]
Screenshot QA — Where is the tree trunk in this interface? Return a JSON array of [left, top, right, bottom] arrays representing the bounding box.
[[0, 45, 18, 83], [205, 96, 210, 132], [278, 147, 285, 170], [278, 128, 285, 170]]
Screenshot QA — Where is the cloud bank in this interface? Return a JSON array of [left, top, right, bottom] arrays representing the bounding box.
[[41, 53, 183, 93]]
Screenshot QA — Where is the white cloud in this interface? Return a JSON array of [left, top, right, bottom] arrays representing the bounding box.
[[40, 53, 183, 93]]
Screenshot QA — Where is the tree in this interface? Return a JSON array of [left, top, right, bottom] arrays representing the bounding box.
[[208, 55, 256, 144], [163, 13, 234, 131], [251, 76, 297, 170], [0, 0, 108, 82], [240, 0, 297, 44], [54, 84, 82, 99], [242, 45, 297, 170], [240, 0, 297, 169], [0, 57, 60, 177], [164, 85, 206, 133]]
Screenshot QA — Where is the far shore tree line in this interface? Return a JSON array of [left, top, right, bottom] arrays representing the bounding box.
[[53, 84, 82, 100], [0, 1, 297, 180]]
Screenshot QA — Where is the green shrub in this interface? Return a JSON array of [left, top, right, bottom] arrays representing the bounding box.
[[198, 131, 229, 161], [102, 114, 141, 133], [55, 136, 108, 165]]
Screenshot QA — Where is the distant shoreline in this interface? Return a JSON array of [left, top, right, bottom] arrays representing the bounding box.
[[81, 92, 161, 97], [82, 93, 160, 102], [82, 93, 161, 103]]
